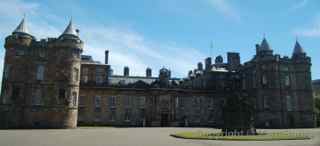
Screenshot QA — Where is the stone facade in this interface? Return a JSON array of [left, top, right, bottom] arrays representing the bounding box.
[[0, 18, 82, 128], [0, 18, 315, 129]]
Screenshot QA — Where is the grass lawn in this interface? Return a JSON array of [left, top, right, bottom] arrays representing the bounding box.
[[171, 131, 311, 141]]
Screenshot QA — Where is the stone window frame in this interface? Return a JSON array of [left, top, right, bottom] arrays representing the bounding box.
[[175, 96, 179, 108], [139, 96, 146, 108], [32, 88, 42, 106], [78, 96, 85, 107], [263, 96, 270, 110], [286, 95, 293, 111], [72, 92, 78, 107], [94, 96, 101, 112], [73, 67, 79, 82], [4, 64, 11, 80], [123, 96, 131, 108], [284, 74, 291, 87], [36, 64, 45, 81], [124, 108, 131, 122], [81, 67, 89, 83], [15, 48, 25, 56], [109, 96, 116, 108], [262, 74, 268, 86], [95, 67, 105, 85], [110, 108, 116, 121], [208, 108, 215, 123]]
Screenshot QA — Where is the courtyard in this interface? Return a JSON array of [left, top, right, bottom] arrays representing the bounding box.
[[0, 127, 319, 146]]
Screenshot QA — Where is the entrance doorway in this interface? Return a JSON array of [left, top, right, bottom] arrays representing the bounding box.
[[161, 113, 169, 127]]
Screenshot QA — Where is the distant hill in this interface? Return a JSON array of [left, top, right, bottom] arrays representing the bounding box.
[[313, 79, 320, 85]]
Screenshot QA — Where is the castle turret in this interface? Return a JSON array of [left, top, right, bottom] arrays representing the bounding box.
[[292, 40, 306, 59], [0, 18, 83, 129], [256, 37, 273, 56], [5, 17, 35, 51]]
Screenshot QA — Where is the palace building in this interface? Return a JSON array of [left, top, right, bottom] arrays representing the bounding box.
[[0, 18, 315, 128]]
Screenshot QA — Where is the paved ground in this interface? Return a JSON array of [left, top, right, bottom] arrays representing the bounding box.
[[0, 127, 319, 146]]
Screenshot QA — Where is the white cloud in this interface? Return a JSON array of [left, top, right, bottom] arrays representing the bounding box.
[[288, 0, 308, 12], [81, 25, 206, 77], [0, 0, 39, 18], [0, 0, 206, 80], [207, 0, 241, 22], [294, 16, 320, 37]]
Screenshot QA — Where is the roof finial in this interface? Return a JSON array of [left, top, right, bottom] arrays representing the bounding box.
[[13, 15, 29, 34], [210, 40, 213, 57], [60, 17, 78, 37]]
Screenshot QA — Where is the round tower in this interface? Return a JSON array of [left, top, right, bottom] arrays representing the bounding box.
[[46, 19, 83, 128], [0, 17, 36, 128], [0, 18, 83, 129]]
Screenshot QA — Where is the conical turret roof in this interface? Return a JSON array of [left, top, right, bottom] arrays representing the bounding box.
[[293, 40, 305, 55], [60, 19, 78, 37], [13, 17, 29, 34], [260, 38, 272, 51]]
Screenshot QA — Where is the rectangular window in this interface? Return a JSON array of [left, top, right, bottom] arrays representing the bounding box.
[[285, 75, 290, 87], [81, 68, 89, 83], [124, 108, 130, 121], [36, 64, 45, 80], [139, 108, 145, 119], [139, 96, 146, 107], [95, 96, 101, 108], [59, 89, 66, 99], [110, 109, 116, 121], [73, 68, 79, 82], [124, 96, 130, 107], [175, 97, 179, 108], [12, 86, 20, 100], [109, 96, 116, 108], [4, 64, 10, 79], [16, 48, 25, 56], [95, 68, 105, 84], [263, 96, 269, 110], [208, 109, 215, 122], [262, 75, 267, 85], [72, 92, 77, 106], [96, 75, 104, 84], [79, 96, 85, 107], [32, 88, 42, 105], [286, 96, 293, 111]]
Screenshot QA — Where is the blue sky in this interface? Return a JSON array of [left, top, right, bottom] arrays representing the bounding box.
[[0, 0, 319, 81]]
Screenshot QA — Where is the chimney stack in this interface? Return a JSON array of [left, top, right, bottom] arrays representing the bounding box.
[[105, 50, 109, 64], [205, 57, 212, 71], [197, 62, 203, 71], [146, 68, 152, 77], [124, 66, 129, 76]]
